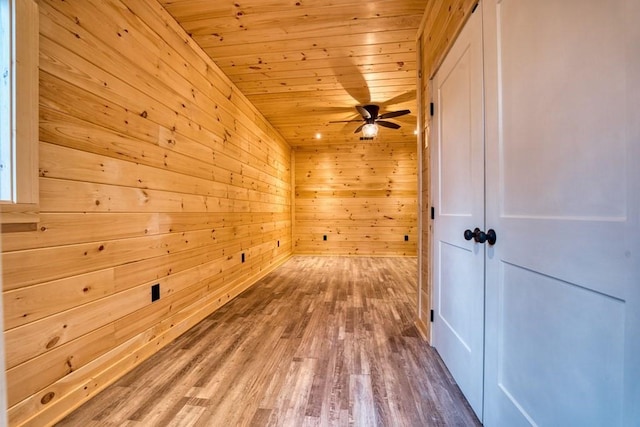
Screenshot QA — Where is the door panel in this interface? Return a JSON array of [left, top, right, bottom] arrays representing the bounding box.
[[497, 264, 625, 426], [483, 0, 640, 425], [431, 8, 485, 419], [497, 1, 627, 220], [439, 47, 473, 217], [438, 241, 479, 350]]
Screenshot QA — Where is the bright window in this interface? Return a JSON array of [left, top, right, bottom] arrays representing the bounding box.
[[0, 0, 38, 226], [0, 0, 11, 202]]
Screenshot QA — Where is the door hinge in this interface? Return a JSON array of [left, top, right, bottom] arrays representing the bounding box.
[[430, 309, 434, 322], [430, 102, 435, 116], [431, 206, 435, 220], [418, 70, 422, 79], [472, 2, 479, 13]]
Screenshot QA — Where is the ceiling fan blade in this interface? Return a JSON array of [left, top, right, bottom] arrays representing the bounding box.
[[329, 119, 366, 123], [381, 90, 417, 107], [378, 109, 411, 120], [377, 120, 401, 129], [393, 114, 417, 124], [330, 58, 371, 105], [354, 123, 365, 134], [356, 105, 371, 120]]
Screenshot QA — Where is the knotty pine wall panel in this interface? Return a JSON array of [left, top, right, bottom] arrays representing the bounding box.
[[415, 0, 478, 341], [2, 0, 291, 425], [294, 141, 417, 256]]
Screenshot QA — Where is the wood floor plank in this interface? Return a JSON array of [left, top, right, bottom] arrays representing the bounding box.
[[56, 256, 480, 426]]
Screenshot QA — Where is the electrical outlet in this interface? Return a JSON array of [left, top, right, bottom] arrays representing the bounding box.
[[241, 253, 245, 263], [323, 235, 327, 241], [151, 283, 160, 302], [404, 235, 409, 241]]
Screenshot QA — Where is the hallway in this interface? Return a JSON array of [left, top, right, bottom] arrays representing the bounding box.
[[57, 257, 479, 426]]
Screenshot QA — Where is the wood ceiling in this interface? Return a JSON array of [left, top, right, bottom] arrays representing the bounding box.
[[160, 0, 427, 148]]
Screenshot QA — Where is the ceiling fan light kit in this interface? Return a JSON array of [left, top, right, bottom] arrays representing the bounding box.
[[362, 123, 379, 139]]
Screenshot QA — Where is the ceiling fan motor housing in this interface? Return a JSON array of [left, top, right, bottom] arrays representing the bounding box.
[[363, 104, 380, 122]]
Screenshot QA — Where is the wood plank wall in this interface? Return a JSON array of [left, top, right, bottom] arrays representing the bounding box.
[[294, 140, 417, 256], [1, 0, 292, 425], [415, 0, 478, 340]]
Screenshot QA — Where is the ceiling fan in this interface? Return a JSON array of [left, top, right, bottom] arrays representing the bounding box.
[[330, 104, 411, 139]]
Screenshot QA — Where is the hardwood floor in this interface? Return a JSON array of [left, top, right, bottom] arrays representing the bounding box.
[[57, 257, 481, 426]]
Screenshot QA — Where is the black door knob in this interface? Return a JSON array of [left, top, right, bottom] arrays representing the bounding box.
[[464, 229, 475, 241], [486, 229, 497, 245], [464, 227, 486, 243], [473, 227, 487, 243], [463, 227, 496, 245]]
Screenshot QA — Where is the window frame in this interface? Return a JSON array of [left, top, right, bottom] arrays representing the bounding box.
[[0, 0, 39, 227]]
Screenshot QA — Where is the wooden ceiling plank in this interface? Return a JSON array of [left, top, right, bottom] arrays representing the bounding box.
[[163, 0, 428, 23], [200, 41, 416, 68], [248, 86, 417, 104], [235, 76, 416, 96], [185, 15, 423, 45], [214, 52, 416, 72], [232, 69, 416, 90], [180, 5, 426, 31], [197, 29, 418, 58], [227, 61, 416, 81], [201, 45, 416, 72]]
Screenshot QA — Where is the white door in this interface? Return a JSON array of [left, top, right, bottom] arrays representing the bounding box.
[[482, 0, 640, 425], [431, 8, 485, 419]]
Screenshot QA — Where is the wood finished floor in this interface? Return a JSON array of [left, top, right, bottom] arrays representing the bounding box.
[[57, 256, 481, 426]]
